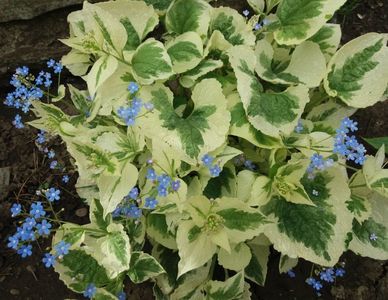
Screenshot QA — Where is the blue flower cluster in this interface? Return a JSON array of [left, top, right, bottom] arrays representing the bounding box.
[[333, 118, 366, 165], [201, 154, 222, 177], [146, 168, 181, 196], [306, 153, 334, 179], [306, 266, 346, 295], [117, 82, 154, 126], [7, 201, 53, 258], [5, 60, 62, 129]]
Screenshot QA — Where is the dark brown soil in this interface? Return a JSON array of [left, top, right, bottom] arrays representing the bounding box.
[[0, 0, 387, 299]]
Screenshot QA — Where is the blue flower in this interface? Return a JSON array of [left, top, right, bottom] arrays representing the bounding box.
[[23, 217, 37, 230], [125, 204, 142, 218], [50, 160, 58, 169], [53, 62, 63, 74], [13, 114, 24, 129], [145, 197, 158, 209], [320, 268, 334, 283], [370, 232, 378, 241], [294, 120, 304, 133], [306, 277, 323, 290], [244, 160, 256, 171], [17, 244, 32, 258], [62, 175, 69, 183], [48, 149, 55, 159], [209, 165, 222, 177], [129, 187, 139, 200], [306, 153, 334, 178], [36, 130, 46, 144], [30, 201, 46, 218], [46, 187, 61, 202], [171, 180, 180, 191], [287, 269, 296, 278], [242, 9, 249, 17], [47, 59, 56, 68], [201, 154, 214, 167], [42, 253, 56, 268], [55, 241, 71, 257], [254, 23, 262, 31], [117, 291, 126, 300], [16, 66, 29, 77], [127, 82, 139, 94], [7, 235, 19, 249], [335, 267, 345, 277], [157, 184, 168, 197], [15, 226, 31, 241], [10, 203, 22, 217], [83, 283, 97, 299], [146, 168, 157, 181], [157, 174, 171, 188], [36, 220, 52, 235]]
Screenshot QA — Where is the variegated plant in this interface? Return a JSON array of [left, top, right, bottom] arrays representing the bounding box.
[[27, 0, 388, 299]]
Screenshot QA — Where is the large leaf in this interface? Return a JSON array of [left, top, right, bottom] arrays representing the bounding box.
[[131, 38, 173, 84], [165, 0, 211, 37], [97, 0, 159, 47], [324, 33, 388, 108], [364, 137, 388, 154], [86, 55, 118, 98], [244, 236, 270, 286], [218, 243, 251, 271], [308, 24, 341, 62], [138, 79, 230, 164], [97, 159, 138, 217], [205, 272, 245, 300], [261, 167, 353, 266], [83, 223, 131, 278], [146, 213, 177, 249], [349, 192, 388, 260], [228, 45, 309, 137], [255, 39, 326, 87], [166, 31, 203, 74], [128, 251, 165, 283], [209, 7, 255, 46], [273, 0, 346, 45], [228, 92, 282, 149]]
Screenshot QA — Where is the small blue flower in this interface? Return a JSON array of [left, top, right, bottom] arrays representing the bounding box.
[[7, 235, 19, 249], [157, 174, 171, 188], [50, 160, 58, 169], [254, 23, 262, 31], [146, 168, 157, 181], [62, 175, 69, 183], [117, 291, 126, 300], [306, 277, 316, 286], [287, 269, 296, 278], [30, 201, 45, 218], [36, 220, 52, 236], [201, 154, 214, 167], [13, 114, 24, 129], [370, 233, 378, 241], [171, 180, 180, 191], [47, 59, 56, 68], [47, 149, 55, 159], [55, 241, 71, 257], [209, 165, 222, 177], [294, 119, 304, 133], [16, 66, 29, 77], [145, 197, 158, 209], [157, 184, 168, 197], [320, 268, 334, 283], [10, 203, 22, 217], [36, 130, 46, 144], [129, 187, 139, 200], [53, 62, 63, 74], [144, 102, 154, 111], [242, 9, 249, 17], [42, 253, 56, 268], [23, 217, 37, 230], [127, 82, 139, 94], [244, 160, 256, 171], [312, 280, 323, 291], [46, 187, 61, 202], [335, 267, 345, 277], [125, 204, 142, 218], [17, 244, 32, 258], [83, 283, 97, 299]]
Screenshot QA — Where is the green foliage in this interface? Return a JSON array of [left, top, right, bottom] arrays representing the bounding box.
[[26, 0, 388, 299]]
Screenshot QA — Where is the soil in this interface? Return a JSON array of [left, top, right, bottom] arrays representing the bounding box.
[[0, 0, 387, 299]]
